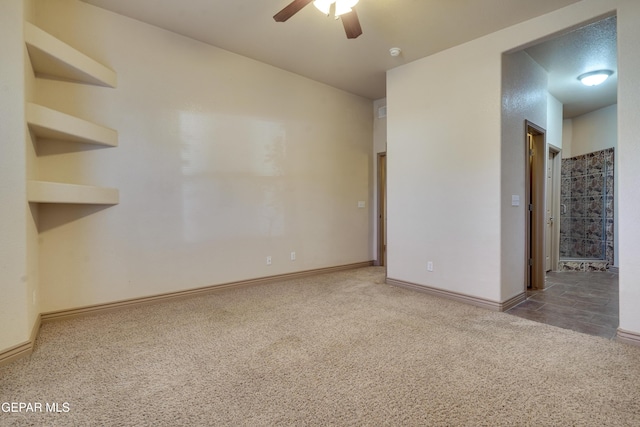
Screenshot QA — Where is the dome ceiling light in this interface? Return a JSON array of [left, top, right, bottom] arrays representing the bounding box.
[[578, 70, 614, 86]]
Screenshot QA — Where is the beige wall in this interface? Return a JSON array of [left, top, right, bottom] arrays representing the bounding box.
[[547, 95, 564, 151], [614, 1, 640, 332], [25, 0, 40, 342], [0, 0, 40, 352], [562, 119, 573, 159], [30, 0, 372, 313], [387, 0, 640, 337], [566, 104, 617, 157], [387, 38, 503, 300], [0, 0, 28, 351]]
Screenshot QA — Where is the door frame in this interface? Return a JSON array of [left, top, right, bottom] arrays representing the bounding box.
[[525, 121, 546, 290], [377, 152, 387, 267], [547, 145, 562, 272]]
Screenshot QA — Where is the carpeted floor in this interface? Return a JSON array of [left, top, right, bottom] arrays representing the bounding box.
[[1, 267, 639, 426]]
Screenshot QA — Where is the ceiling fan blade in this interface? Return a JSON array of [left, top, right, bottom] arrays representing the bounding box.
[[273, 0, 314, 22], [341, 9, 362, 39]]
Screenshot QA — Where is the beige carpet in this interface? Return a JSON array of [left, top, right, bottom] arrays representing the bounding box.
[[1, 267, 639, 426]]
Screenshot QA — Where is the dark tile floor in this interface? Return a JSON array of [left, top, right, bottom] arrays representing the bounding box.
[[506, 270, 619, 339]]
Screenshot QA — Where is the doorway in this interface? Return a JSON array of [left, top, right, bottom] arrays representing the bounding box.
[[525, 122, 546, 290], [377, 152, 387, 267], [507, 16, 619, 340]]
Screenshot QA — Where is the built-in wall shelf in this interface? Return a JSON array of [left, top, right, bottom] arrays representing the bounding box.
[[24, 22, 117, 88], [24, 22, 119, 210], [27, 180, 119, 205], [26, 103, 118, 147]]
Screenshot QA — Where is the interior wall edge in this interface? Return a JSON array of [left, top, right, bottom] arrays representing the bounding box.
[[0, 314, 41, 368]]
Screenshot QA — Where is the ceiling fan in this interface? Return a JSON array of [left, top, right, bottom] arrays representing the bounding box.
[[273, 0, 363, 39]]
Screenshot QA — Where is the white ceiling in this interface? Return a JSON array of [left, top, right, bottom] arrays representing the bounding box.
[[81, 0, 616, 117]]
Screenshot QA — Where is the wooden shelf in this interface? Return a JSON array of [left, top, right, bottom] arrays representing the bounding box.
[[24, 22, 117, 88], [27, 181, 119, 205], [26, 103, 118, 147]]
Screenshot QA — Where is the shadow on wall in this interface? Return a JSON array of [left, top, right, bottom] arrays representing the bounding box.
[[36, 204, 112, 233]]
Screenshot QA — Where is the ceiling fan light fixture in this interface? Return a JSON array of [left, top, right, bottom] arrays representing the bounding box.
[[578, 69, 613, 86], [313, 0, 333, 16], [275, 0, 362, 39], [335, 0, 359, 17], [313, 0, 359, 17]]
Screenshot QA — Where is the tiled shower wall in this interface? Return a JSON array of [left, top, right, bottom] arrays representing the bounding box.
[[559, 148, 614, 264]]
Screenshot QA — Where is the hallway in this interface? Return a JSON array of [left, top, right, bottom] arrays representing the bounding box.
[[507, 271, 619, 339]]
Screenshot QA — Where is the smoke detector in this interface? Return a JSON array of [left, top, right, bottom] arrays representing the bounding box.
[[389, 47, 402, 57]]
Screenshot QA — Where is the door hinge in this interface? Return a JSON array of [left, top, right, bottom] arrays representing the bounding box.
[[529, 258, 534, 266], [529, 204, 534, 211]]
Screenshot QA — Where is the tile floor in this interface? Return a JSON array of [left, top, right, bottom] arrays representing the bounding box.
[[506, 270, 619, 339]]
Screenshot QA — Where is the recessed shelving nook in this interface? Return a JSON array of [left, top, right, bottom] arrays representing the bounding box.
[[25, 22, 118, 206]]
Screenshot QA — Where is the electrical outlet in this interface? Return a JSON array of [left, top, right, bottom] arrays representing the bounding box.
[[290, 251, 296, 261], [266, 256, 272, 266], [427, 261, 433, 272]]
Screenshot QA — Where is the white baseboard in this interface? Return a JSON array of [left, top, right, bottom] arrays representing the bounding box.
[[386, 277, 525, 312], [0, 314, 41, 368], [617, 328, 640, 347], [41, 261, 374, 322]]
